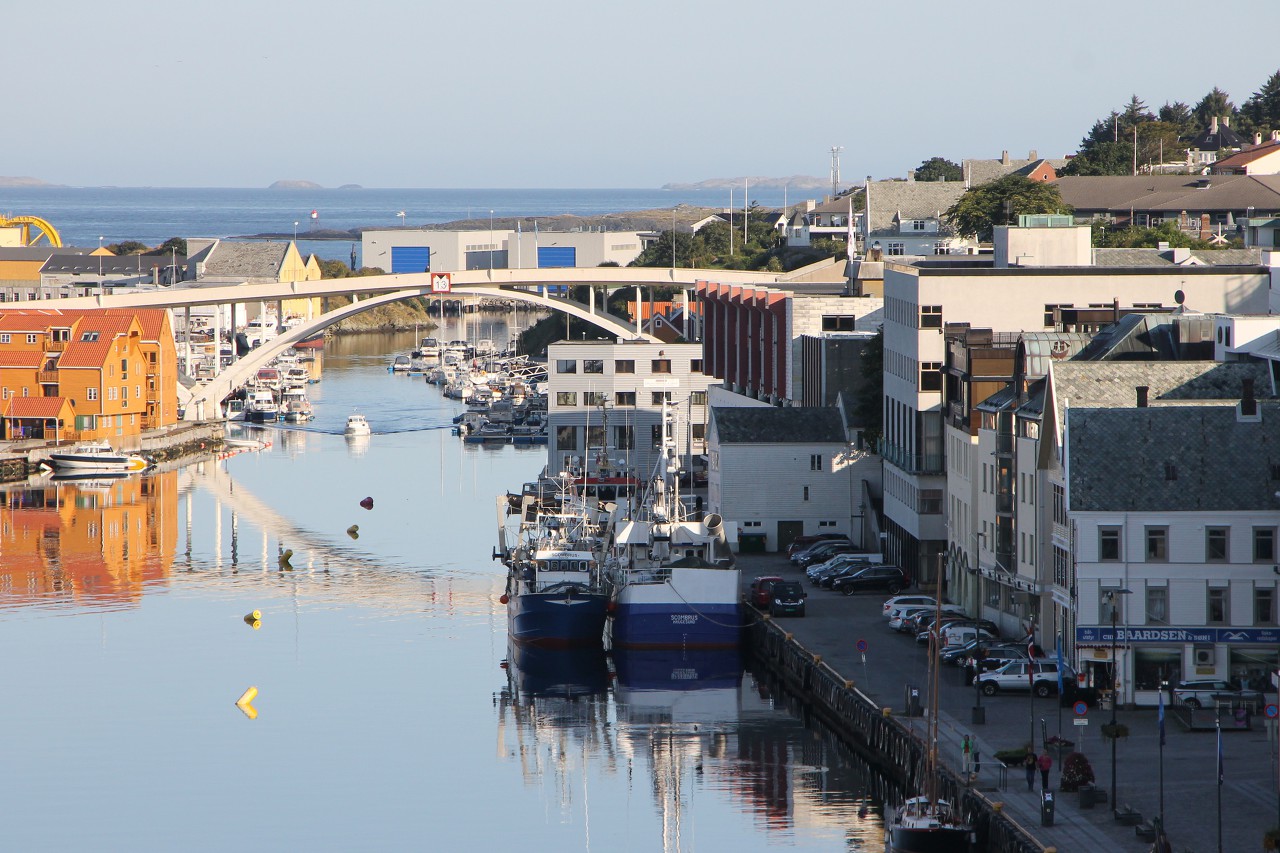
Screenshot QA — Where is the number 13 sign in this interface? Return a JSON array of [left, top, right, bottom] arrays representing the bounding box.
[[430, 273, 452, 293]]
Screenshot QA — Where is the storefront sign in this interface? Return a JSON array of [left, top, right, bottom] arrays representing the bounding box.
[[1077, 626, 1280, 645]]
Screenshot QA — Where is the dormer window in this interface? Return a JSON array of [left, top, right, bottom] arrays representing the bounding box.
[[81, 332, 99, 342]]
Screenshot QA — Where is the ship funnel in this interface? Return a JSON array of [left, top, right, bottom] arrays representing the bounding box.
[[705, 513, 725, 540]]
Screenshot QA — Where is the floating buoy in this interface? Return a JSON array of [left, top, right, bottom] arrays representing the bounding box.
[[359, 496, 374, 510], [243, 610, 262, 625], [346, 525, 359, 539], [499, 594, 510, 605], [236, 686, 259, 719]]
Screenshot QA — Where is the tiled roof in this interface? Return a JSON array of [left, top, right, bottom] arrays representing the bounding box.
[[1187, 122, 1246, 151], [57, 316, 137, 369], [1054, 174, 1280, 213], [0, 351, 45, 368], [200, 241, 288, 278], [1068, 403, 1280, 512], [0, 311, 73, 332], [963, 157, 1069, 186], [861, 181, 969, 234], [1212, 139, 1280, 169], [4, 396, 68, 419], [711, 406, 845, 443]]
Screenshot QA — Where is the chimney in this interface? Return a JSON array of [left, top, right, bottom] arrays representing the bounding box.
[[1243, 378, 1257, 417], [1211, 116, 1219, 134], [1028, 149, 1038, 160], [1001, 150, 1010, 166], [1256, 133, 1264, 146], [1222, 116, 1230, 128], [1137, 386, 1149, 408], [907, 170, 916, 182], [1272, 131, 1280, 143]]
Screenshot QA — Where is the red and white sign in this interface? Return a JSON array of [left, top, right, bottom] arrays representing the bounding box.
[[430, 273, 452, 293]]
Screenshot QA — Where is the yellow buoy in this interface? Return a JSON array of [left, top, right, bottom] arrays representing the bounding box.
[[243, 610, 262, 624], [235, 686, 259, 719], [278, 549, 293, 570]]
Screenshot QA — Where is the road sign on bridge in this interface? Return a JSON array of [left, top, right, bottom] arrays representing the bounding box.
[[430, 273, 452, 293]]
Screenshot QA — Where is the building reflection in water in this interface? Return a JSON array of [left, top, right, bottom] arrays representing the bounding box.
[[495, 645, 885, 850], [0, 471, 178, 609]]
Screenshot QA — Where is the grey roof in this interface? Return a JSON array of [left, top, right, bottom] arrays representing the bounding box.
[[1092, 247, 1263, 267], [862, 181, 968, 234], [198, 241, 289, 278], [1187, 121, 1246, 152], [1067, 404, 1280, 512], [40, 253, 179, 274], [963, 156, 1069, 186], [1055, 174, 1280, 214], [0, 247, 88, 262], [711, 406, 845, 444]]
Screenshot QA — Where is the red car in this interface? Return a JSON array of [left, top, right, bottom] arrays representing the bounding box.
[[747, 576, 785, 607]]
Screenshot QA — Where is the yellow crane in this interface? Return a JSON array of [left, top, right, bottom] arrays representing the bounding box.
[[0, 214, 62, 247]]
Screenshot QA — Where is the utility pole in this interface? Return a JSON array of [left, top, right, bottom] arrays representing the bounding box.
[[830, 146, 844, 199]]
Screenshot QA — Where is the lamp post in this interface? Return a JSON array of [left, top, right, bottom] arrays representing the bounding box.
[[397, 211, 406, 228], [293, 221, 298, 243], [489, 210, 494, 271], [1106, 588, 1132, 811], [98, 236, 104, 294]]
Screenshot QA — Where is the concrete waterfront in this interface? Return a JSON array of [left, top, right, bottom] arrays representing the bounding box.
[[739, 553, 1280, 853]]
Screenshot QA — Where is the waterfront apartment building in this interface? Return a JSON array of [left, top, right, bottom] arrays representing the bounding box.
[[0, 308, 179, 443], [545, 340, 714, 481], [882, 217, 1278, 592], [361, 228, 646, 274]]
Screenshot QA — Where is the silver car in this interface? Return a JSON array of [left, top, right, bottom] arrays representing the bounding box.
[[976, 660, 1074, 698], [1172, 680, 1264, 710]]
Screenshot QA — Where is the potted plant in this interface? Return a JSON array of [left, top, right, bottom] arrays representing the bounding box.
[[1100, 722, 1129, 740], [994, 744, 1034, 766], [1264, 827, 1280, 851], [1044, 734, 1074, 754], [1059, 751, 1095, 793]]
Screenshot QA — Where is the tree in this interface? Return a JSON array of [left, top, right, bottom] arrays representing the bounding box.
[[1091, 220, 1223, 250], [1243, 69, 1280, 136], [852, 326, 882, 446], [106, 240, 147, 255], [152, 237, 187, 256], [944, 174, 1071, 241], [914, 157, 962, 182], [1192, 86, 1237, 130], [1157, 101, 1194, 137]]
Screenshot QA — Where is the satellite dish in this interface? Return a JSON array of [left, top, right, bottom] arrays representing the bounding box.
[[1174, 289, 1186, 306]]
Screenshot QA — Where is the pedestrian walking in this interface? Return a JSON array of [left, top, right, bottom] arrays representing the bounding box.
[[1038, 750, 1053, 790], [1023, 747, 1036, 790]]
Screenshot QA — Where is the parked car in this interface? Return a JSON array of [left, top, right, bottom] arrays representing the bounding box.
[[785, 533, 849, 558], [917, 618, 1000, 645], [888, 604, 943, 632], [961, 645, 1032, 680], [1172, 680, 1265, 710], [829, 565, 907, 596], [976, 660, 1075, 697], [818, 562, 874, 589], [805, 552, 875, 581], [791, 540, 862, 567], [882, 595, 936, 618], [769, 581, 806, 617], [746, 576, 784, 608]]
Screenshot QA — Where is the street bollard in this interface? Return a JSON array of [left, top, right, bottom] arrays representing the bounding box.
[[1040, 791, 1055, 826]]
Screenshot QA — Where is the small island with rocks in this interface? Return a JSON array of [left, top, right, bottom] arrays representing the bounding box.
[[269, 180, 324, 190]]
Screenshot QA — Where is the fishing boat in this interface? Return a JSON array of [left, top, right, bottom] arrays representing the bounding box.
[[887, 559, 976, 853], [344, 412, 372, 436], [496, 474, 609, 648], [48, 441, 149, 472], [244, 388, 280, 423], [601, 403, 739, 650], [280, 387, 314, 422], [283, 366, 312, 388]]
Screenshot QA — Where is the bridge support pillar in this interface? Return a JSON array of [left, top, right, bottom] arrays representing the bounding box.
[[213, 306, 222, 377], [634, 285, 642, 337], [184, 306, 192, 377], [275, 299, 284, 333]]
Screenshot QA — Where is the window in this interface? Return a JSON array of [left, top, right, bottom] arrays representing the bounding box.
[[1255, 528, 1276, 562], [887, 242, 905, 256], [919, 305, 942, 329], [586, 425, 605, 449], [651, 359, 671, 374], [20, 387, 27, 397], [584, 391, 607, 406], [690, 359, 703, 373], [818, 520, 837, 528], [803, 486, 810, 501], [1052, 484, 1066, 525], [614, 359, 635, 374], [1206, 527, 1229, 562], [25, 334, 36, 344], [0, 334, 8, 344], [135, 385, 141, 399], [690, 391, 707, 406], [583, 359, 604, 374], [1101, 590, 1124, 625], [651, 391, 672, 405], [555, 426, 579, 452], [615, 391, 636, 406], [1208, 587, 1229, 625], [810, 454, 823, 471], [919, 489, 943, 515], [1146, 587, 1169, 625], [1099, 527, 1121, 561], [120, 358, 128, 379], [651, 424, 662, 447], [87, 387, 98, 401], [107, 387, 117, 401], [1256, 587, 1276, 626], [821, 315, 855, 332], [555, 359, 577, 374], [919, 362, 942, 392], [614, 425, 634, 450], [691, 423, 705, 440], [911, 219, 927, 231], [556, 392, 577, 406], [1145, 527, 1168, 562], [80, 332, 99, 342]]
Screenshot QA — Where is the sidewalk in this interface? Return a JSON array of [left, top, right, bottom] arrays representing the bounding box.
[[739, 553, 1279, 852]]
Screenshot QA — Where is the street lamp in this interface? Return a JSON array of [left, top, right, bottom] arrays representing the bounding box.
[[397, 211, 406, 228], [98, 236, 104, 293], [293, 221, 299, 243], [489, 210, 494, 271], [1106, 588, 1133, 812]]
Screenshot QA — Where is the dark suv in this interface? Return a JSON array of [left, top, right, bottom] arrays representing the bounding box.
[[769, 581, 806, 617], [830, 565, 906, 596]]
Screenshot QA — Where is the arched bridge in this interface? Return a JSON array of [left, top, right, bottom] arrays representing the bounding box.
[[43, 265, 785, 420]]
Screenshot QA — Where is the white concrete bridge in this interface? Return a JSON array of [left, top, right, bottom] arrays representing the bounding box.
[[46, 266, 784, 419]]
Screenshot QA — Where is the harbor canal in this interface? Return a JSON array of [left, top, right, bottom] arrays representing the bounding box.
[[0, 329, 894, 852]]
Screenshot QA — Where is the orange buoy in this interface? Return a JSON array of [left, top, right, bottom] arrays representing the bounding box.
[[499, 594, 510, 604]]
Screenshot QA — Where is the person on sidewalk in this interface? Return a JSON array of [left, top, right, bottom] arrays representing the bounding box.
[[1023, 747, 1037, 791], [1037, 750, 1053, 790]]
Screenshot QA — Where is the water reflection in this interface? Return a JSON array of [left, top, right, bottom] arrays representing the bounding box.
[[0, 470, 178, 610]]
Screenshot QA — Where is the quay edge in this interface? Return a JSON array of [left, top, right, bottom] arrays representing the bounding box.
[[3, 422, 226, 482]]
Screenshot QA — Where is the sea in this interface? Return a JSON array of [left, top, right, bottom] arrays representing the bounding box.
[[0, 185, 804, 265]]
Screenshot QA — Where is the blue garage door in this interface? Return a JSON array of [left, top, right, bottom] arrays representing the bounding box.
[[391, 246, 431, 273], [537, 246, 576, 268]]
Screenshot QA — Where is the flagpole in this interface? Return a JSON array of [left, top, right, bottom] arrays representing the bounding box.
[[1217, 713, 1224, 853], [1158, 689, 1166, 826]]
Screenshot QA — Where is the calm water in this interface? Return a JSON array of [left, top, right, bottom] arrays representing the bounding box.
[[0, 186, 799, 263], [0, 330, 886, 852]]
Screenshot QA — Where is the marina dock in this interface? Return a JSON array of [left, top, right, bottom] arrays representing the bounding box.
[[738, 552, 1278, 853]]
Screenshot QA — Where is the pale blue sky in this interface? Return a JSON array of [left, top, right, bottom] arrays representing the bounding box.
[[7, 0, 1279, 188]]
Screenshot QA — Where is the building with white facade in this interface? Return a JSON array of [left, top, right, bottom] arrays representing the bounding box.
[[361, 228, 645, 274], [707, 405, 880, 552], [545, 340, 714, 481]]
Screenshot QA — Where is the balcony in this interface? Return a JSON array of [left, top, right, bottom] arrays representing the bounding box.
[[994, 432, 1013, 455], [995, 492, 1014, 514], [46, 339, 68, 353], [37, 370, 59, 384], [878, 438, 944, 475]]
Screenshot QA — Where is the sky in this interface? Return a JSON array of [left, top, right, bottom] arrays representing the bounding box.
[[6, 0, 1280, 189]]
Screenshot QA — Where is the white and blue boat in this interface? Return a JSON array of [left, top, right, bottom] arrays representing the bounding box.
[[602, 404, 740, 650]]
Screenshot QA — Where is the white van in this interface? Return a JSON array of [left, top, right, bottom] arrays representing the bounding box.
[[939, 624, 998, 648]]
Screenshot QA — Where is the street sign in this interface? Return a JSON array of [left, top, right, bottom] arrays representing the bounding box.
[[1073, 701, 1088, 716], [1265, 703, 1279, 719], [1073, 718, 1089, 726], [855, 639, 868, 653], [430, 273, 452, 293]]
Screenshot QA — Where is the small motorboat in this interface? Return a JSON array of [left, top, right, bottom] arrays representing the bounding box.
[[344, 413, 372, 436], [48, 441, 149, 472], [389, 355, 412, 372]]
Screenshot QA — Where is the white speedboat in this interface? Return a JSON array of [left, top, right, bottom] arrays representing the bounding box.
[[281, 388, 314, 422], [48, 441, 149, 472], [344, 413, 372, 436]]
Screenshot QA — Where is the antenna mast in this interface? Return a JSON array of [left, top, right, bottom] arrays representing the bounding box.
[[830, 146, 844, 198]]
